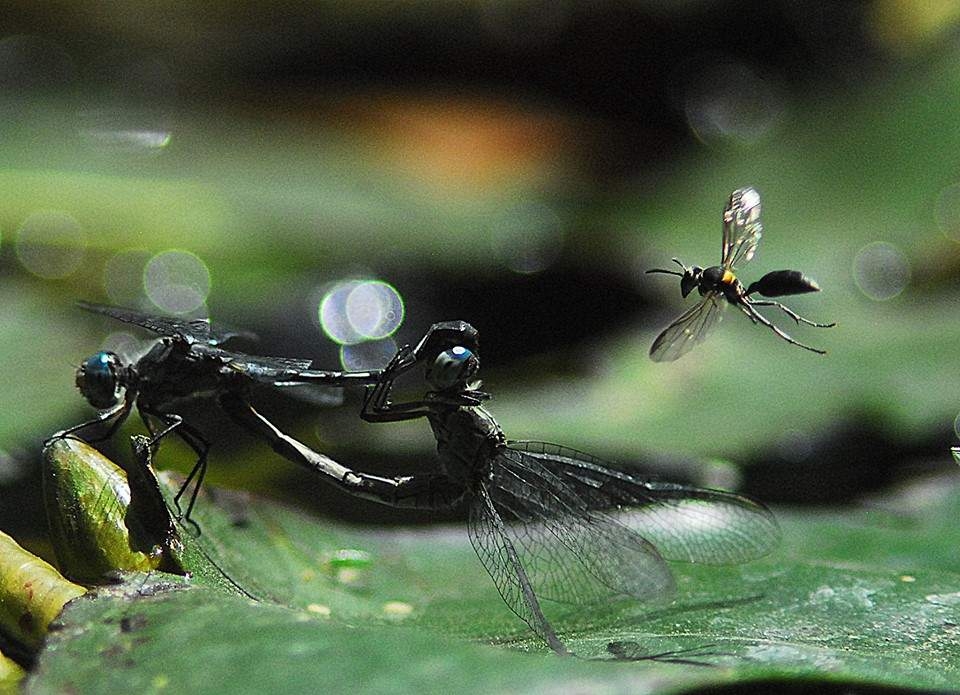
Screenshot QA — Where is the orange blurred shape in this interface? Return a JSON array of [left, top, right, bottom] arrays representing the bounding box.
[[328, 92, 581, 192]]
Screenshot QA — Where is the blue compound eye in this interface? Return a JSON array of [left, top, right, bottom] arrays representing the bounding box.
[[76, 352, 123, 409], [426, 346, 477, 391]]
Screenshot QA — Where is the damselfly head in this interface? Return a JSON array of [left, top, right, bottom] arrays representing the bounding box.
[[426, 345, 480, 391], [413, 321, 480, 364], [76, 351, 125, 409]]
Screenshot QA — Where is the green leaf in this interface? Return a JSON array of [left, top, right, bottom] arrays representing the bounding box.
[[0, 531, 85, 650], [24, 473, 960, 693], [26, 577, 578, 695]]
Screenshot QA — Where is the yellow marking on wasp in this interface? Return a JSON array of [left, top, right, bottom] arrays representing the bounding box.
[[721, 270, 736, 284]]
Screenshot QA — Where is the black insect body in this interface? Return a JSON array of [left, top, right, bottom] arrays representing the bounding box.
[[54, 302, 382, 517], [331, 321, 781, 655], [646, 188, 835, 361]]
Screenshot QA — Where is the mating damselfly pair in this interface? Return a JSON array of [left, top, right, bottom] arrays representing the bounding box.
[[53, 304, 778, 655]]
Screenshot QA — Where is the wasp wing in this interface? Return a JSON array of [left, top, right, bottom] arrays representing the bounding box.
[[508, 442, 780, 564], [467, 446, 675, 637], [649, 292, 724, 362], [721, 187, 763, 270], [78, 301, 256, 346]]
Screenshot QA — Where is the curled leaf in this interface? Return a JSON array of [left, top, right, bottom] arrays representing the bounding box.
[[0, 646, 25, 693], [41, 437, 182, 582], [0, 531, 85, 649]]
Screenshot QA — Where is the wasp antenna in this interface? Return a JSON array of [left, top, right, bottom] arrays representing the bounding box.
[[646, 257, 687, 277]]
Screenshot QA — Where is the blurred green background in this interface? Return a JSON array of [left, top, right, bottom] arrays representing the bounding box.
[[2, 1, 960, 539]]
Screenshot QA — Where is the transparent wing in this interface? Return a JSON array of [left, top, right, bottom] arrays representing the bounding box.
[[508, 442, 781, 564], [263, 382, 345, 407], [210, 348, 315, 381], [78, 301, 255, 346], [467, 484, 563, 650], [721, 187, 763, 270], [468, 448, 675, 626], [202, 347, 355, 405], [218, 351, 380, 403], [649, 293, 724, 362]]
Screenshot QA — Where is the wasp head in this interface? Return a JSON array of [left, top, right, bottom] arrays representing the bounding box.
[[680, 265, 703, 298], [647, 258, 702, 298]]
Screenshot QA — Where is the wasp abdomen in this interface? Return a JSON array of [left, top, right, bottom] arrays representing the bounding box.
[[746, 270, 821, 297]]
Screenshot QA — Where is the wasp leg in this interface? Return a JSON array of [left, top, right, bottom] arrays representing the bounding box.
[[737, 303, 826, 354], [746, 299, 836, 328]]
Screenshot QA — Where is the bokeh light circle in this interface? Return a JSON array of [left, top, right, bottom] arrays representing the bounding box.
[[320, 280, 404, 345], [143, 249, 211, 314], [15, 210, 87, 279], [682, 60, 785, 148], [320, 281, 363, 345], [341, 338, 398, 371], [852, 241, 910, 301], [346, 281, 404, 339]]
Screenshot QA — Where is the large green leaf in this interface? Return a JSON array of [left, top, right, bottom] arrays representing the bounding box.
[[24, 472, 960, 693]]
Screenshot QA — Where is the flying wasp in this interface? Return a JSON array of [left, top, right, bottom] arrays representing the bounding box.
[[646, 187, 835, 362]]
